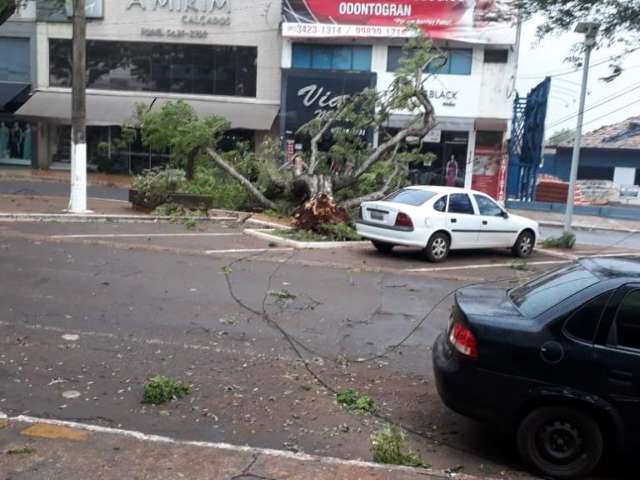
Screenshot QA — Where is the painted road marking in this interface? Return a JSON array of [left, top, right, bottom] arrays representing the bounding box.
[[4, 414, 456, 476], [406, 260, 569, 273], [21, 423, 89, 441], [205, 248, 294, 254], [50, 233, 243, 239]]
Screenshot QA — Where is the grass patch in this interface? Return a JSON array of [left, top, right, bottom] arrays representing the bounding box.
[[511, 259, 529, 271], [142, 376, 192, 405], [336, 388, 377, 414], [543, 232, 576, 249], [152, 203, 206, 231], [274, 223, 361, 243], [370, 425, 430, 468], [7, 446, 36, 455], [268, 289, 297, 300]]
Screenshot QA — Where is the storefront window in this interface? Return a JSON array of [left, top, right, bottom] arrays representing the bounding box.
[[387, 47, 473, 75], [292, 44, 372, 71], [381, 128, 469, 187], [0, 38, 30, 82], [50, 40, 257, 98], [0, 120, 33, 165]]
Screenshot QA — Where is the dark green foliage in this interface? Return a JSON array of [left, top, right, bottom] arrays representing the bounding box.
[[132, 168, 187, 208], [543, 232, 576, 249], [370, 425, 430, 468], [142, 376, 191, 405], [514, 0, 640, 47], [336, 388, 377, 414]]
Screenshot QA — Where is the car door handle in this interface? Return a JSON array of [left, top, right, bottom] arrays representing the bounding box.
[[450, 218, 457, 224], [482, 220, 488, 225]]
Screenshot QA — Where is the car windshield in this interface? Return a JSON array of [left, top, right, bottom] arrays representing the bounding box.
[[508, 264, 599, 317], [384, 189, 436, 206]]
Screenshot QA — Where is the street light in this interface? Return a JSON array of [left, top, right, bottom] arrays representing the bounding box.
[[564, 21, 600, 233]]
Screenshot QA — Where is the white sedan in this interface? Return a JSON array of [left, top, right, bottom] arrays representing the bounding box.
[[356, 186, 539, 262]]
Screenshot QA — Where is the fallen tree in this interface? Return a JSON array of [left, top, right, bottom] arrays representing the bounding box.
[[208, 30, 444, 227]]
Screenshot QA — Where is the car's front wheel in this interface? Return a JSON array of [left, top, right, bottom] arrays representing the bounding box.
[[424, 232, 450, 263], [517, 406, 603, 479], [372, 240, 394, 254], [512, 230, 535, 258]]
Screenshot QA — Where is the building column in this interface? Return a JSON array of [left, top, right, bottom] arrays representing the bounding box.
[[464, 129, 476, 190]]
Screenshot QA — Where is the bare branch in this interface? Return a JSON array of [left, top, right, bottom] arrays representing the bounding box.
[[340, 146, 402, 209], [309, 118, 336, 175], [206, 147, 277, 210], [308, 99, 350, 174]]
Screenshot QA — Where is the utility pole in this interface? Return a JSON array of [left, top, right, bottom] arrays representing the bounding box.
[[564, 22, 600, 233], [69, 0, 87, 213]]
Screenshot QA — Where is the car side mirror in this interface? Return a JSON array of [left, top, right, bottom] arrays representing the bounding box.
[[501, 211, 509, 219]]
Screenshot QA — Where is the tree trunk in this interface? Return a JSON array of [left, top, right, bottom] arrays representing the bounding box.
[[185, 149, 198, 181], [303, 174, 334, 199]]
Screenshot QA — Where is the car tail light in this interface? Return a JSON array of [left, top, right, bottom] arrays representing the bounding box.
[[395, 212, 413, 229], [449, 322, 478, 360]]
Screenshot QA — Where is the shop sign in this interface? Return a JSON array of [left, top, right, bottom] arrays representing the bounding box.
[[127, 0, 232, 27], [282, 69, 377, 137], [282, 0, 515, 44], [422, 129, 441, 144]]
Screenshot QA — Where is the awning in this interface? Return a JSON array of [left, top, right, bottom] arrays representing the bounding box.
[[0, 82, 30, 110], [15, 90, 280, 130], [15, 91, 144, 126], [385, 113, 475, 132]]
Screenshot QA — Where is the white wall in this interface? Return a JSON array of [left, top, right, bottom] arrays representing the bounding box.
[[281, 37, 515, 124], [35, 0, 282, 102]]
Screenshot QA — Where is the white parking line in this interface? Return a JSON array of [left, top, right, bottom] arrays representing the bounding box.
[[50, 233, 243, 239], [205, 248, 295, 254], [406, 260, 569, 273]]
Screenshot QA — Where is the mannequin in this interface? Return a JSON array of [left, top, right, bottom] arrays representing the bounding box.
[[446, 154, 459, 187]]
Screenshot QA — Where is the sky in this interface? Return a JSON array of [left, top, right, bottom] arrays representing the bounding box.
[[515, 16, 640, 139]]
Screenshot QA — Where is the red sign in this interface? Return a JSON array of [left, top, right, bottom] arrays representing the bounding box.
[[283, 0, 515, 43]]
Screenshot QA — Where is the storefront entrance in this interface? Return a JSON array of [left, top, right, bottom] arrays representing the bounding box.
[[0, 116, 33, 166], [414, 130, 469, 187]]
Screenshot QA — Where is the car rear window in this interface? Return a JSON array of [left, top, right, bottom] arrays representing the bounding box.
[[509, 264, 599, 317], [384, 189, 436, 206]]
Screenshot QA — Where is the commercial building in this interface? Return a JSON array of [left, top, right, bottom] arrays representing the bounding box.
[[280, 0, 517, 198], [543, 117, 640, 187], [0, 0, 281, 173]]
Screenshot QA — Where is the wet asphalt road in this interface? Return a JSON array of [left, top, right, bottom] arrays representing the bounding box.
[[0, 223, 633, 478], [0, 179, 129, 201]]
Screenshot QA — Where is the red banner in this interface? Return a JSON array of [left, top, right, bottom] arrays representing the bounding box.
[[283, 0, 515, 43]]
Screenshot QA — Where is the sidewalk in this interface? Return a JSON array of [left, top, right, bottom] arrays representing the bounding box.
[[511, 209, 640, 232], [0, 194, 136, 216], [0, 415, 485, 480], [0, 167, 131, 188]]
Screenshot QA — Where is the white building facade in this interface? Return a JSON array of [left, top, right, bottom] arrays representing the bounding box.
[[280, 0, 517, 199], [1, 0, 282, 173]]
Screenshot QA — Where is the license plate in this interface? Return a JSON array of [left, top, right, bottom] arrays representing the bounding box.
[[370, 212, 384, 221]]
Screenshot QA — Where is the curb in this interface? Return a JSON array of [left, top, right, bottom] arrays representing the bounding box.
[[0, 213, 237, 224], [0, 413, 489, 480], [245, 228, 370, 249], [538, 220, 639, 234]]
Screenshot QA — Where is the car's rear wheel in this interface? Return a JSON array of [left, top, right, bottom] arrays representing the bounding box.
[[424, 232, 450, 263], [372, 240, 394, 254], [517, 406, 603, 479], [512, 230, 535, 258]]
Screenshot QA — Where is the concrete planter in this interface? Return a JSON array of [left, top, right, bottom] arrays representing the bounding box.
[[129, 190, 216, 211], [245, 228, 369, 250]]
